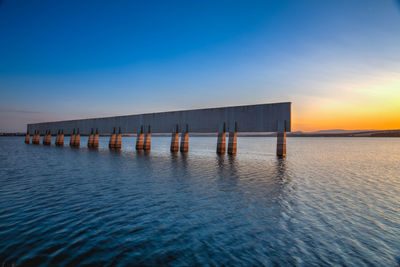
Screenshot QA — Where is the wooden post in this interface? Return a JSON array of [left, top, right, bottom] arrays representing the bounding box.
[[216, 122, 226, 154], [170, 124, 179, 152], [136, 126, 144, 150], [228, 122, 237, 155], [60, 130, 64, 146], [25, 131, 30, 144], [33, 130, 39, 144], [109, 127, 116, 149], [74, 128, 80, 147], [115, 127, 122, 149], [144, 125, 151, 151], [93, 128, 99, 148], [276, 120, 286, 157], [70, 129, 76, 147], [180, 124, 189, 153]]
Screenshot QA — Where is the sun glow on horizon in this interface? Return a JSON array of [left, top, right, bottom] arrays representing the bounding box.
[[292, 75, 400, 132]]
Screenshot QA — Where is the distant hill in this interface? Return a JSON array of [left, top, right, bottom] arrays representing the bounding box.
[[289, 129, 400, 137], [310, 129, 375, 134]]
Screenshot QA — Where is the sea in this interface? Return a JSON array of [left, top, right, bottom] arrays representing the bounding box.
[[0, 136, 399, 266]]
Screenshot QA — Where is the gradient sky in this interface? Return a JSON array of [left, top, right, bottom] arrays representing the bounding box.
[[1, 0, 399, 132]]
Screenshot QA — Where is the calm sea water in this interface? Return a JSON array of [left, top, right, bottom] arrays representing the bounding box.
[[0, 136, 399, 266]]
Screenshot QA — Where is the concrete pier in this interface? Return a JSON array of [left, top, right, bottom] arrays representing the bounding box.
[[216, 123, 226, 154], [144, 126, 151, 151], [228, 122, 237, 155], [109, 128, 116, 149], [180, 124, 189, 153], [170, 124, 179, 152], [27, 103, 291, 155], [136, 126, 144, 150]]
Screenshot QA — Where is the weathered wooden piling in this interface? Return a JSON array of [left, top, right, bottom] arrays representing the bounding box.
[[43, 130, 51, 145], [70, 129, 76, 147], [276, 121, 286, 157], [216, 123, 226, 154], [42, 130, 46, 145], [56, 130, 64, 146], [109, 127, 116, 149], [144, 126, 151, 151], [93, 129, 99, 148], [170, 124, 179, 152], [228, 122, 237, 155], [60, 130, 64, 146], [32, 131, 39, 144], [88, 128, 94, 147], [25, 131, 30, 144], [74, 128, 80, 147], [136, 126, 144, 150], [115, 127, 122, 149], [55, 130, 60, 145], [180, 124, 189, 153]]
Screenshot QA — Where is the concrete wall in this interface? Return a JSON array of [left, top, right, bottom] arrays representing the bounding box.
[[27, 102, 291, 135]]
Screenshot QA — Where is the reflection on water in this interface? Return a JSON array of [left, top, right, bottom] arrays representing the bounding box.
[[0, 136, 399, 266]]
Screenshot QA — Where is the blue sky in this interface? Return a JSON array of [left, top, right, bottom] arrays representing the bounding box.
[[1, 0, 400, 132]]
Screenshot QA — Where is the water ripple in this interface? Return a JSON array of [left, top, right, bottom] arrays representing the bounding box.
[[0, 137, 399, 266]]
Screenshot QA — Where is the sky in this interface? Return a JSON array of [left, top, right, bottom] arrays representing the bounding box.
[[0, 0, 399, 132]]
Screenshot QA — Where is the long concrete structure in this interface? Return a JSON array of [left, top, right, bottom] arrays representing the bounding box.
[[26, 102, 291, 156], [27, 102, 291, 134]]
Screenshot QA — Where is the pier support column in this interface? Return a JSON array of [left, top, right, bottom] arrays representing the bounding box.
[[25, 131, 30, 144], [276, 121, 286, 157], [43, 130, 51, 145], [70, 129, 76, 147], [93, 129, 99, 148], [115, 127, 122, 149], [136, 126, 144, 150], [228, 122, 237, 155], [33, 131, 39, 144], [109, 127, 116, 149], [216, 122, 226, 154], [47, 130, 52, 145], [42, 130, 46, 145], [74, 128, 80, 147], [144, 126, 151, 151], [170, 124, 179, 152], [56, 130, 59, 146], [88, 128, 94, 148], [57, 130, 64, 146], [60, 130, 64, 146], [180, 124, 189, 153]]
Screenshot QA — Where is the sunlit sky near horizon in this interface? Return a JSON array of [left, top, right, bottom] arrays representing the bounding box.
[[1, 0, 400, 132]]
